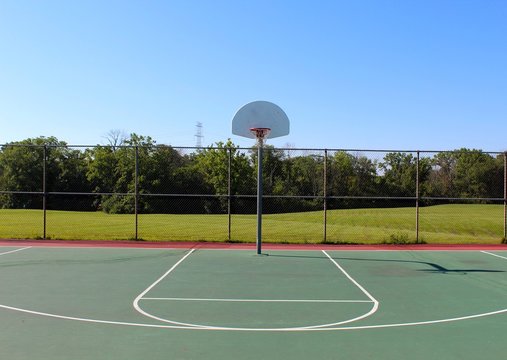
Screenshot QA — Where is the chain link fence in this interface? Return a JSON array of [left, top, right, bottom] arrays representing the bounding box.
[[0, 143, 506, 244]]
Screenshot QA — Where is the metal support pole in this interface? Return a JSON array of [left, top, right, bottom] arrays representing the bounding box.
[[135, 146, 139, 240], [43, 145, 47, 240], [228, 147, 232, 242], [256, 140, 264, 254], [323, 149, 328, 242], [416, 151, 420, 243]]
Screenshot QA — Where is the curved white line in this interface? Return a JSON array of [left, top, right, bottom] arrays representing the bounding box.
[[134, 300, 377, 331], [340, 307, 507, 331], [303, 250, 379, 329], [132, 248, 207, 328], [0, 303, 191, 329], [1, 302, 506, 332]]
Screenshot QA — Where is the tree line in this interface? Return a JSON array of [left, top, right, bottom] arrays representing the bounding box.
[[0, 135, 505, 214]]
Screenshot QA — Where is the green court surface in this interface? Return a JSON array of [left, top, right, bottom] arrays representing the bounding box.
[[1, 246, 507, 359]]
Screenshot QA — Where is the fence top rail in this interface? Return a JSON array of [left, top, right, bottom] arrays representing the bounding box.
[[1, 143, 506, 155]]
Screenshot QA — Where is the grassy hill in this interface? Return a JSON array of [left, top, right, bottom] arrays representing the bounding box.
[[0, 204, 504, 244]]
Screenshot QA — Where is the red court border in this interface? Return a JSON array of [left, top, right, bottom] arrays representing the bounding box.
[[1, 239, 506, 251]]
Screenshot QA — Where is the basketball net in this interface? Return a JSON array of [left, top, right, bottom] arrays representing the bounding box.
[[249, 127, 271, 146]]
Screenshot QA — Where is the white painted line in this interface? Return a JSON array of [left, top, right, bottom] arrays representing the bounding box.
[[0, 248, 504, 332], [134, 248, 195, 301], [141, 297, 373, 303], [2, 302, 506, 332], [133, 248, 381, 330], [0, 303, 192, 330], [340, 307, 507, 331], [321, 250, 378, 304], [0, 247, 31, 256], [481, 251, 507, 261], [132, 248, 207, 328], [296, 250, 379, 329], [1, 247, 506, 332]]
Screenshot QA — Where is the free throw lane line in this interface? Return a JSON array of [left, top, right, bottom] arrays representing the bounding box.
[[134, 249, 380, 330], [132, 248, 207, 328], [141, 297, 373, 303], [321, 250, 378, 304]]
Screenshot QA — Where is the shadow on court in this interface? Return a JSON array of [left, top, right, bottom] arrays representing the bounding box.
[[266, 253, 506, 275]]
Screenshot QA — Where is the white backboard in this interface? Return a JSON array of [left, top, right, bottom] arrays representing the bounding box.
[[232, 101, 290, 139]]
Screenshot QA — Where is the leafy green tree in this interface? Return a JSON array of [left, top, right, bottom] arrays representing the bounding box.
[[195, 140, 254, 196], [193, 140, 254, 213], [0, 137, 90, 209], [492, 153, 506, 198], [276, 154, 324, 212], [327, 151, 378, 196], [428, 149, 502, 199], [427, 151, 456, 197], [328, 151, 355, 197], [87, 133, 205, 213], [138, 144, 208, 214], [0, 140, 45, 193], [285, 154, 324, 197], [85, 145, 118, 194], [378, 152, 431, 201], [86, 134, 151, 213], [435, 149, 501, 199], [350, 155, 379, 196], [326, 151, 379, 208], [2, 133, 503, 215], [250, 145, 287, 195]]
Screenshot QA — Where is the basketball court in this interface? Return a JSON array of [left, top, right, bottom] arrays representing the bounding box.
[[1, 103, 506, 359], [1, 242, 507, 359]]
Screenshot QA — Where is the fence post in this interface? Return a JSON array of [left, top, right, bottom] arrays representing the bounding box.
[[135, 146, 139, 240], [323, 149, 328, 242], [43, 145, 47, 240], [416, 151, 420, 243], [228, 147, 232, 241]]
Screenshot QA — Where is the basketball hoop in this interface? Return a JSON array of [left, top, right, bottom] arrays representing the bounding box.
[[250, 127, 271, 139], [249, 127, 271, 144]]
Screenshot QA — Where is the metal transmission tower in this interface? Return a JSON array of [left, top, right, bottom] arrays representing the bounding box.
[[195, 122, 204, 148]]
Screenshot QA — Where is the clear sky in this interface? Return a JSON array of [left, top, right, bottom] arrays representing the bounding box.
[[1, 0, 506, 151]]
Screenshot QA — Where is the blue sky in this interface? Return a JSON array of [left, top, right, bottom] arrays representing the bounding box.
[[1, 0, 506, 151]]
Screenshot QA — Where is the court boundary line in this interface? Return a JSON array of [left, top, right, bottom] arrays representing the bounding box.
[[481, 251, 507, 260], [1, 302, 506, 332], [0, 246, 31, 256]]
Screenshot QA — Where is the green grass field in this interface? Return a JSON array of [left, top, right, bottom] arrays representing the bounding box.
[[0, 204, 505, 244]]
